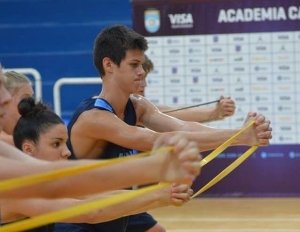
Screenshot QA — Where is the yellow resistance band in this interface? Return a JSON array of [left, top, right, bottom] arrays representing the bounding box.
[[192, 121, 258, 198], [0, 183, 170, 232], [0, 147, 171, 193], [0, 122, 258, 231]]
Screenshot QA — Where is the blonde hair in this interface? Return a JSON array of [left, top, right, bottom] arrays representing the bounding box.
[[3, 71, 31, 95]]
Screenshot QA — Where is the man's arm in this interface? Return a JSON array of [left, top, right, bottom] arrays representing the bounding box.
[[0, 135, 201, 199], [77, 96, 271, 154], [157, 96, 236, 123], [136, 96, 271, 149]]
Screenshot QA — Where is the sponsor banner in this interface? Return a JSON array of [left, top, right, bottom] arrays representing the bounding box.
[[133, 0, 300, 36], [133, 0, 300, 196]]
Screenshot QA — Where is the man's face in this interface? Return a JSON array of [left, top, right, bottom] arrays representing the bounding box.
[[0, 68, 12, 128], [113, 49, 146, 94], [136, 72, 148, 96]]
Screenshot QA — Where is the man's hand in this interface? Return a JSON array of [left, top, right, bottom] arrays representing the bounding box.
[[243, 112, 272, 146], [215, 96, 236, 118], [152, 133, 202, 184]]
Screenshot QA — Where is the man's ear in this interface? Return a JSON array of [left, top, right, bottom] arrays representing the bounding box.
[[103, 57, 114, 73], [22, 140, 36, 157]]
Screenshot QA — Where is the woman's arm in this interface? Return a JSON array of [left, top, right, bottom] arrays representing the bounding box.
[[0, 135, 201, 199], [1, 184, 191, 223]]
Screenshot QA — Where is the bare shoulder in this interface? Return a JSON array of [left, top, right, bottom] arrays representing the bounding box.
[[75, 108, 117, 127], [130, 94, 159, 111]]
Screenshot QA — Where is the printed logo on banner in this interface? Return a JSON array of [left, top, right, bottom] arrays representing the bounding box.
[[191, 98, 203, 103], [168, 13, 194, 29], [173, 96, 178, 104], [212, 77, 224, 83], [188, 48, 202, 54], [189, 87, 202, 93], [193, 76, 199, 83], [213, 35, 219, 43], [235, 45, 242, 52], [144, 9, 160, 33], [172, 67, 178, 74]]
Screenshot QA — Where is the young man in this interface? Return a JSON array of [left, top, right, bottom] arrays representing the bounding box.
[[57, 25, 272, 232], [0, 65, 201, 201], [128, 55, 236, 232]]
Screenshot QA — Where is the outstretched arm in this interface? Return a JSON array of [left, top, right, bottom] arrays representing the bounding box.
[[157, 96, 236, 123], [0, 134, 201, 199], [1, 183, 191, 224]]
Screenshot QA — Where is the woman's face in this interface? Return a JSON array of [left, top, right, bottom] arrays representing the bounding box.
[[26, 124, 71, 161], [0, 83, 34, 134]]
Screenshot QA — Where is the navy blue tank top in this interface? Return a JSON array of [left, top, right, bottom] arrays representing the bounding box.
[[55, 97, 137, 232], [1, 221, 54, 232]]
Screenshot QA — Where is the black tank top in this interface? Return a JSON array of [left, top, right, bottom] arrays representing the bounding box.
[[55, 97, 137, 232]]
